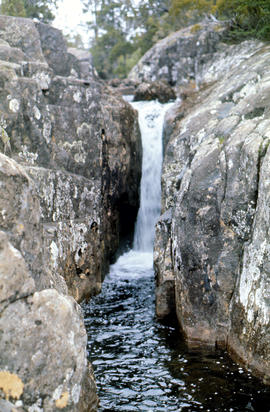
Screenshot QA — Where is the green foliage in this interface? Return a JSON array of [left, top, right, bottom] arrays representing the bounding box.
[[217, 135, 225, 145], [1, 0, 58, 23], [84, 0, 270, 80], [171, 0, 270, 41], [24, 0, 57, 23], [1, 0, 27, 17], [84, 0, 172, 79], [170, 0, 216, 16], [190, 23, 202, 33], [217, 0, 270, 40], [65, 33, 85, 49]]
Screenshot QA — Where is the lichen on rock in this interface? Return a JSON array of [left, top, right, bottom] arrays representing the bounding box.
[[149, 22, 270, 382], [0, 14, 142, 411], [0, 371, 24, 401]]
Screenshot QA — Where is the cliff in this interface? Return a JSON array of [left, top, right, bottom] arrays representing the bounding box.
[[0, 16, 142, 410], [131, 22, 270, 384]]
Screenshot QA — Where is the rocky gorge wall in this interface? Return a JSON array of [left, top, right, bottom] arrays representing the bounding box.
[[130, 22, 270, 384], [0, 16, 141, 410]]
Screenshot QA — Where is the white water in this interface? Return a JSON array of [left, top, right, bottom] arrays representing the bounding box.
[[131, 100, 174, 252], [108, 99, 174, 277]]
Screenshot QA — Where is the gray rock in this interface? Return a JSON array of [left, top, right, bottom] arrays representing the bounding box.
[[0, 399, 23, 412], [154, 27, 270, 381], [154, 209, 175, 318], [228, 144, 270, 384], [0, 153, 63, 293], [129, 21, 228, 88], [0, 15, 142, 301], [0, 15, 142, 410], [129, 20, 263, 95], [134, 80, 176, 103], [0, 231, 98, 410], [68, 48, 96, 80]]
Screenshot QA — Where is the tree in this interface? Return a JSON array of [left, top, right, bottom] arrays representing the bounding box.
[[65, 33, 85, 49], [1, 0, 27, 17], [24, 0, 57, 23], [84, 0, 137, 78], [217, 0, 270, 39], [135, 0, 172, 53], [1, 0, 58, 23], [170, 0, 216, 16], [84, 0, 172, 79], [169, 0, 270, 40]]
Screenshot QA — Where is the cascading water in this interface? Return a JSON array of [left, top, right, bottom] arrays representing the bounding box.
[[84, 99, 270, 411], [99, 99, 174, 286], [132, 100, 172, 252]]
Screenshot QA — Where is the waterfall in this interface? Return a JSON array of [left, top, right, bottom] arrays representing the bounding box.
[[85, 98, 269, 412], [131, 100, 174, 252], [109, 98, 174, 274]]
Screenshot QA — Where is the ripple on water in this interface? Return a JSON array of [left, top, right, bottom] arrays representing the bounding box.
[[83, 251, 270, 411]]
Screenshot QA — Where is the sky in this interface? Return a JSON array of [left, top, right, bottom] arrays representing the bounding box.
[[53, 0, 141, 48], [53, 0, 92, 47]]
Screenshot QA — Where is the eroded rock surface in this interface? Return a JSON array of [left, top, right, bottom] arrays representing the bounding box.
[[0, 15, 141, 410], [153, 24, 270, 382]]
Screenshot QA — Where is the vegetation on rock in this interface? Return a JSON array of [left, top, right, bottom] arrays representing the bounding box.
[[0, 371, 24, 401], [171, 0, 270, 40]]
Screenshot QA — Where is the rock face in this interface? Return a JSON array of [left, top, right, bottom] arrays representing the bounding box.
[[0, 231, 97, 411], [0, 15, 141, 410], [151, 22, 270, 383], [0, 16, 141, 301], [154, 209, 175, 319], [129, 21, 227, 87]]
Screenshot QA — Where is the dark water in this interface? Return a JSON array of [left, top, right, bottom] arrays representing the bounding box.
[[84, 98, 270, 411], [83, 250, 270, 412]]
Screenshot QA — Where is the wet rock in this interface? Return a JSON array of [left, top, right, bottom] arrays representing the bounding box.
[[107, 78, 138, 96], [153, 26, 270, 381], [134, 80, 176, 103], [154, 209, 175, 318]]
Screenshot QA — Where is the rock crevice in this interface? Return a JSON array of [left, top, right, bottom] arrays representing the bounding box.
[[0, 15, 142, 410]]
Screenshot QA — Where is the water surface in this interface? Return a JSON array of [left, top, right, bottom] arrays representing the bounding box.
[[84, 250, 270, 411], [84, 99, 270, 411]]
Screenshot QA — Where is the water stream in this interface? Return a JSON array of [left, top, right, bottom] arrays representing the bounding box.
[[84, 100, 270, 411]]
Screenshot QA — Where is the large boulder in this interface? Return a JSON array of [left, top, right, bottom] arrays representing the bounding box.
[[129, 21, 228, 87], [154, 24, 270, 383], [133, 80, 176, 103], [0, 231, 98, 411], [0, 15, 142, 410], [154, 209, 175, 318]]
